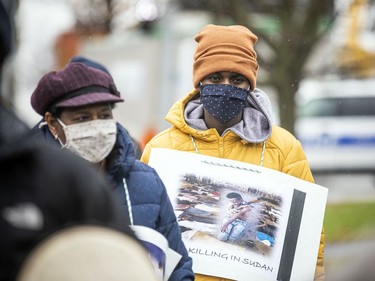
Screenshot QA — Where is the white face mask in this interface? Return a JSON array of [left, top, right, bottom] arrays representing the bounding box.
[[56, 119, 117, 163]]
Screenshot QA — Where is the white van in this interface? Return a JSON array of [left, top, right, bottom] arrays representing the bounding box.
[[295, 78, 375, 173]]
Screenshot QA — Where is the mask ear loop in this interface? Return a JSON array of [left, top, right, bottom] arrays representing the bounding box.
[[55, 135, 66, 148], [55, 118, 68, 148], [56, 118, 67, 128], [39, 119, 66, 148], [198, 82, 203, 92], [38, 121, 47, 128]]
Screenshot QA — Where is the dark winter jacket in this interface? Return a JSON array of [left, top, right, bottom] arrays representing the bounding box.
[[33, 121, 194, 281], [0, 105, 137, 281]]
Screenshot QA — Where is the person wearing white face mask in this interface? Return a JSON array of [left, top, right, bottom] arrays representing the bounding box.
[[31, 62, 123, 171], [30, 62, 194, 281]]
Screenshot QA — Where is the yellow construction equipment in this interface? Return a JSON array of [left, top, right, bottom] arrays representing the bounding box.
[[337, 0, 375, 77]]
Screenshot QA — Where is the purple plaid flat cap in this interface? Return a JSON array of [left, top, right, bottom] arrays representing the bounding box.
[[31, 62, 123, 115]]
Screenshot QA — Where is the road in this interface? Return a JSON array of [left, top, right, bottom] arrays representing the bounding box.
[[313, 172, 375, 280], [324, 239, 375, 281], [313, 172, 375, 203]]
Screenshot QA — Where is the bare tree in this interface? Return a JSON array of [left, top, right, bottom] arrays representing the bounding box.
[[69, 0, 166, 33], [69, 0, 113, 34], [68, 0, 335, 133]]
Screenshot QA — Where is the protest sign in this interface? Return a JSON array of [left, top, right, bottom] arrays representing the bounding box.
[[130, 225, 181, 281], [149, 148, 328, 281]]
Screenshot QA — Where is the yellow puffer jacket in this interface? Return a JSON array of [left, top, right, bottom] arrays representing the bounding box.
[[141, 89, 325, 281]]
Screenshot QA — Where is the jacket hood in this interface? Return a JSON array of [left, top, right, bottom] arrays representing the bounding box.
[[32, 120, 136, 182], [165, 88, 273, 143], [106, 124, 136, 182]]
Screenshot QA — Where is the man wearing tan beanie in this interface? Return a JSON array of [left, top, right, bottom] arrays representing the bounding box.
[[141, 24, 325, 281], [193, 24, 258, 91]]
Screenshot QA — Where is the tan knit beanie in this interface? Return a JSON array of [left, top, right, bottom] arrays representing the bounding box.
[[193, 24, 258, 91]]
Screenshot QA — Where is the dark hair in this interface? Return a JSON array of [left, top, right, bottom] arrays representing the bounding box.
[[226, 192, 243, 200], [48, 106, 64, 118]]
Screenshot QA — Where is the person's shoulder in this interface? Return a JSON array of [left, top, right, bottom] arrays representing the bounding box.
[[34, 140, 81, 165], [149, 126, 175, 140], [131, 159, 161, 176], [266, 125, 300, 151], [269, 124, 296, 138], [128, 161, 166, 193], [42, 145, 104, 180], [146, 126, 192, 149], [2, 134, 109, 199]]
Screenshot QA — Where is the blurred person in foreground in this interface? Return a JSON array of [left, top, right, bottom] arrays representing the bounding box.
[[16, 225, 158, 281], [140, 24, 325, 280], [0, 1, 150, 281], [30, 62, 194, 281]]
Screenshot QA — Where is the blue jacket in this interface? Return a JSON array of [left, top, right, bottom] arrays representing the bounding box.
[[33, 121, 194, 281]]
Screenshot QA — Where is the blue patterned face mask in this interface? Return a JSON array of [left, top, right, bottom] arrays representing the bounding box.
[[200, 84, 249, 124]]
